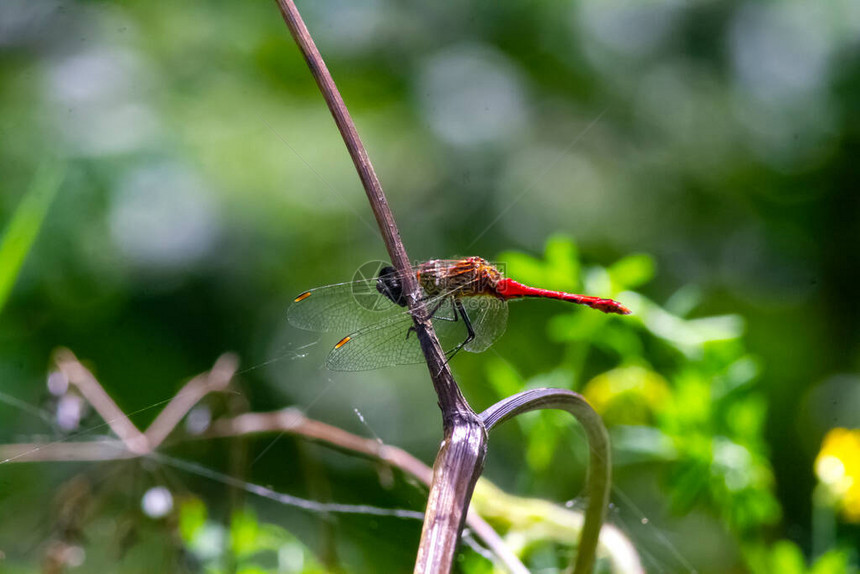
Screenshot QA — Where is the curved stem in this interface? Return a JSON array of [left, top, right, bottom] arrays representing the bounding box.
[[480, 388, 611, 574]]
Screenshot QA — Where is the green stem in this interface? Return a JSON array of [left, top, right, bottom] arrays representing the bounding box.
[[480, 388, 611, 574]]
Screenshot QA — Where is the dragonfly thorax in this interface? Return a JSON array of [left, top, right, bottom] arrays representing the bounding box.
[[416, 257, 503, 298]]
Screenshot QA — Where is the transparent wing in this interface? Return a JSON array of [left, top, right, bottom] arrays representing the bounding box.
[[325, 312, 425, 371], [326, 295, 509, 371], [457, 295, 508, 353], [287, 278, 401, 333]]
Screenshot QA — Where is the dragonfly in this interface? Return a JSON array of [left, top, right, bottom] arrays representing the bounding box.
[[288, 257, 630, 371]]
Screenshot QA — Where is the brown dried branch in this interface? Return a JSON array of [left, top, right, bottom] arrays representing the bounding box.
[[1, 352, 236, 464], [270, 0, 468, 415], [143, 353, 237, 449], [0, 354, 524, 574], [272, 3, 487, 572], [54, 348, 150, 454], [53, 349, 238, 455], [0, 440, 133, 462], [208, 409, 526, 574]]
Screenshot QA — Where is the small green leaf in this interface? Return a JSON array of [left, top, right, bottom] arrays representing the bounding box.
[[526, 414, 561, 472], [497, 251, 545, 285], [769, 540, 806, 574], [594, 322, 644, 357], [608, 253, 655, 290], [725, 396, 767, 442], [485, 358, 523, 399], [543, 235, 579, 291], [179, 497, 207, 544], [457, 548, 495, 574], [664, 284, 703, 317], [498, 235, 581, 291], [547, 311, 603, 343], [810, 549, 851, 574], [0, 162, 64, 314], [231, 509, 261, 558]]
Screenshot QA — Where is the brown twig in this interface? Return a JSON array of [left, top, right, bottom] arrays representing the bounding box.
[[210, 409, 434, 484], [1, 353, 237, 464], [0, 440, 134, 462], [272, 2, 487, 572], [144, 353, 237, 449], [270, 0, 466, 414], [52, 349, 238, 456], [54, 348, 150, 454], [208, 409, 526, 574], [2, 352, 639, 572], [0, 357, 525, 574], [0, 396, 634, 573]]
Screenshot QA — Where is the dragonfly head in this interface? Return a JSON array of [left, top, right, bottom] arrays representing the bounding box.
[[376, 265, 408, 307]]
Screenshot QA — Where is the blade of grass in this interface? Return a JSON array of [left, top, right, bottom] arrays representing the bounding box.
[[0, 163, 64, 314]]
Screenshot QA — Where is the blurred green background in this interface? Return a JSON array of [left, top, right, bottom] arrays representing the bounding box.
[[1, 0, 859, 572]]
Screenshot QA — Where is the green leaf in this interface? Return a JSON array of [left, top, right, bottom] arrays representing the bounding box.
[[543, 234, 580, 291], [547, 309, 610, 346], [496, 250, 546, 285], [457, 548, 495, 574], [592, 322, 644, 357], [231, 509, 261, 558], [725, 396, 767, 442], [0, 163, 64, 314], [179, 497, 208, 544], [664, 284, 703, 317], [485, 357, 523, 399], [526, 413, 561, 472], [769, 540, 806, 574], [608, 253, 655, 290], [810, 549, 851, 574], [497, 235, 581, 291]]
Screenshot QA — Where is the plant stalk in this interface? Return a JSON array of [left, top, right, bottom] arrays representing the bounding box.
[[272, 2, 488, 571]]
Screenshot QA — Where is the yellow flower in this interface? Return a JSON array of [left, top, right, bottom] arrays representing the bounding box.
[[815, 428, 860, 522]]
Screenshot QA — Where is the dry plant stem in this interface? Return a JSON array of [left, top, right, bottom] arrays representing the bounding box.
[[273, 2, 487, 572], [52, 349, 238, 455], [54, 348, 149, 454], [271, 0, 464, 412], [0, 373, 524, 573], [481, 388, 611, 574], [209, 409, 526, 574], [0, 440, 134, 462], [144, 354, 237, 448], [273, 0, 406, 274], [413, 417, 486, 573]]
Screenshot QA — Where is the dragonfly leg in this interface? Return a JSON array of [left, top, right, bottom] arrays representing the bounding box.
[[405, 297, 451, 340], [444, 298, 475, 362], [427, 297, 451, 320]]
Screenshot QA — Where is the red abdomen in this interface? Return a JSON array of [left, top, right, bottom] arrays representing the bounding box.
[[495, 278, 630, 315]]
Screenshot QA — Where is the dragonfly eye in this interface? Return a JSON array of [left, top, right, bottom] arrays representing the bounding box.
[[376, 265, 407, 307]]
